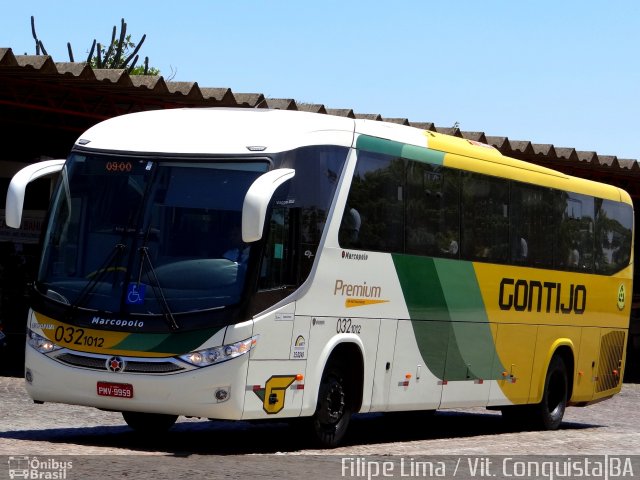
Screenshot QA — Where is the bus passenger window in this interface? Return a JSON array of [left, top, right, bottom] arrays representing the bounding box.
[[595, 199, 633, 274], [461, 172, 509, 263], [556, 193, 594, 272], [341, 151, 405, 254], [405, 162, 460, 258], [509, 183, 555, 268]]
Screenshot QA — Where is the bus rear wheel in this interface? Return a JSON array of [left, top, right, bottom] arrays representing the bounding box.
[[122, 411, 178, 434], [531, 354, 568, 430], [502, 355, 569, 430], [501, 354, 568, 431], [311, 365, 351, 448]]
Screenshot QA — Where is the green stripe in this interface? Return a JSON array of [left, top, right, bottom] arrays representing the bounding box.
[[148, 327, 222, 354], [356, 135, 445, 165], [112, 333, 171, 352], [434, 260, 502, 379], [392, 255, 505, 380], [391, 255, 449, 321], [411, 321, 448, 380], [434, 260, 488, 323], [113, 327, 222, 355]]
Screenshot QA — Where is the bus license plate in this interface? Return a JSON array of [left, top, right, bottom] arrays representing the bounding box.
[[97, 381, 134, 399]]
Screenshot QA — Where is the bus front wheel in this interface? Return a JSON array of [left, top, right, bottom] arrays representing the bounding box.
[[122, 411, 178, 434], [311, 364, 351, 448]]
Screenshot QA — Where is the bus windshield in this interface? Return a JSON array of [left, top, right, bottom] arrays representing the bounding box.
[[37, 154, 269, 317]]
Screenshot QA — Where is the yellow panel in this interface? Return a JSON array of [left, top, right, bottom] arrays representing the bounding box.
[[474, 263, 632, 329], [493, 323, 537, 404], [424, 131, 507, 164], [443, 152, 623, 201], [528, 326, 580, 404], [572, 327, 600, 403], [424, 130, 632, 204]]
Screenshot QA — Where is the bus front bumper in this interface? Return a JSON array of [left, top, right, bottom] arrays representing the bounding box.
[[24, 345, 249, 419]]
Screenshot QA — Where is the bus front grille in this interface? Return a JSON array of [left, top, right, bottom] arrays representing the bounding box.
[[54, 352, 186, 374]]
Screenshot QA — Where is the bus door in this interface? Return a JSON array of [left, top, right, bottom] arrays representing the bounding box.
[[440, 321, 496, 408], [369, 318, 398, 411], [572, 326, 600, 402], [387, 319, 444, 411]]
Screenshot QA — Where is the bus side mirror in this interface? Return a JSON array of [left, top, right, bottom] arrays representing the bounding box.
[[242, 168, 295, 243], [5, 159, 66, 228]]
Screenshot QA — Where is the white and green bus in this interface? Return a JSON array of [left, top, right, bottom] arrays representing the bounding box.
[[6, 108, 633, 447]]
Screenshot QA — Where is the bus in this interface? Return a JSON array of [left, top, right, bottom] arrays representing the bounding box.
[[5, 108, 633, 447]]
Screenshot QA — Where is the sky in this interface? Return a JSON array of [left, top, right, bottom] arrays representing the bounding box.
[[2, 1, 640, 159]]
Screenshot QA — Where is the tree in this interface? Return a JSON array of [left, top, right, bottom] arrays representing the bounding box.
[[30, 16, 160, 75]]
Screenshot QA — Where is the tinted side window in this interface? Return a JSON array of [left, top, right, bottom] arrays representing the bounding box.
[[340, 151, 405, 253], [275, 145, 346, 246], [260, 145, 348, 290], [461, 172, 509, 262], [556, 193, 594, 272], [405, 162, 460, 258], [510, 183, 557, 268], [595, 199, 633, 274], [339, 146, 633, 276]]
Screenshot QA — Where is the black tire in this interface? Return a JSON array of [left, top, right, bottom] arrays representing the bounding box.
[[530, 354, 568, 430], [501, 355, 569, 431], [122, 411, 178, 434], [311, 364, 351, 448]]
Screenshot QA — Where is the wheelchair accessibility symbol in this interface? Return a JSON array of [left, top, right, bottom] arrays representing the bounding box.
[[126, 283, 147, 305]]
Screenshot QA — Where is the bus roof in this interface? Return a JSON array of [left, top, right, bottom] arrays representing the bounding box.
[[75, 108, 355, 155], [75, 108, 631, 204]]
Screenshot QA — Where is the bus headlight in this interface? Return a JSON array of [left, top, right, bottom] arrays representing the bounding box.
[[28, 330, 62, 354], [179, 335, 258, 367]]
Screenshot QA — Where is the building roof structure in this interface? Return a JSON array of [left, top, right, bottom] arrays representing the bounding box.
[[1, 46, 638, 199]]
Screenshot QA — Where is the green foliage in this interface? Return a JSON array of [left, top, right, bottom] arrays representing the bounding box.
[[31, 16, 160, 75], [130, 64, 161, 76]]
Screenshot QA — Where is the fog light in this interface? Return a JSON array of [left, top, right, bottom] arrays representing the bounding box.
[[215, 387, 230, 403], [25, 369, 33, 384]]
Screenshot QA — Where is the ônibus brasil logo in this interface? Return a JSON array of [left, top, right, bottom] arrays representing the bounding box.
[[8, 456, 72, 479]]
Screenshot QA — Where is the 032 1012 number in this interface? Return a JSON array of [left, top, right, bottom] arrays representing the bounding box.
[[54, 326, 105, 348], [336, 318, 361, 335]]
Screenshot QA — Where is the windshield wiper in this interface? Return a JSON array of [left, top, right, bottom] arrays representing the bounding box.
[[67, 243, 127, 316], [136, 246, 179, 330]]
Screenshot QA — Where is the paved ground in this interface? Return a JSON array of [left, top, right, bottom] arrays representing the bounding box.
[[1, 376, 639, 479]]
